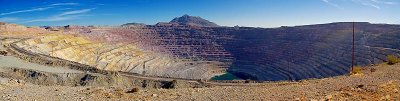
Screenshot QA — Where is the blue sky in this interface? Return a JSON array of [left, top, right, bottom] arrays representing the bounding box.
[[0, 0, 399, 27]]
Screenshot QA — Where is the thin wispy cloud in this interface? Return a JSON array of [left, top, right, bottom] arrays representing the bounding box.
[[59, 8, 95, 16], [27, 15, 88, 22], [322, 0, 342, 9], [26, 8, 95, 23], [58, 8, 74, 11], [49, 3, 79, 6], [0, 2, 79, 16], [370, 0, 397, 5], [0, 7, 53, 16], [322, 0, 397, 9], [352, 0, 397, 9], [0, 17, 19, 22], [361, 2, 380, 9]]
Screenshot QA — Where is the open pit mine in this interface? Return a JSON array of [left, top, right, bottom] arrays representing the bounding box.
[[1, 15, 400, 81]]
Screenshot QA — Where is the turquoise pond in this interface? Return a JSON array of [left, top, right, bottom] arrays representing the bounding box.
[[210, 72, 242, 80]]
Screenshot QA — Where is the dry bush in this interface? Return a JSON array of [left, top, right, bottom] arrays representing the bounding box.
[[126, 87, 139, 93], [370, 68, 377, 72], [387, 55, 400, 65], [0, 51, 7, 56], [351, 66, 363, 75]]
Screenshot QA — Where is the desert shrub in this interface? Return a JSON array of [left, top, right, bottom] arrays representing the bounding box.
[[126, 87, 139, 93], [387, 55, 400, 65], [351, 66, 363, 75], [161, 80, 177, 89], [244, 79, 251, 83], [0, 51, 7, 56], [370, 68, 377, 72]]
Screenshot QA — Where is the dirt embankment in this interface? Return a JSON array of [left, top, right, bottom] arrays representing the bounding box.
[[0, 67, 202, 88]]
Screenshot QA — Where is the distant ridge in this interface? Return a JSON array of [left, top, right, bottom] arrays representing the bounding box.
[[121, 22, 146, 26], [170, 14, 220, 27]]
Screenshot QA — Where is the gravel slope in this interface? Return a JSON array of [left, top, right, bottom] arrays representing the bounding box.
[[0, 56, 83, 73], [1, 38, 83, 74]]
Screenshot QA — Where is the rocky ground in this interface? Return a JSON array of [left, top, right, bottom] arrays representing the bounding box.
[[0, 63, 398, 101]]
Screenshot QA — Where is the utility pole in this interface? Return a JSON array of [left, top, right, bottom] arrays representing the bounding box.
[[142, 61, 146, 75], [49, 41, 57, 57], [351, 22, 355, 73]]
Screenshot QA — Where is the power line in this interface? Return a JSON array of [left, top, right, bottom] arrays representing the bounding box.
[[351, 22, 355, 73]]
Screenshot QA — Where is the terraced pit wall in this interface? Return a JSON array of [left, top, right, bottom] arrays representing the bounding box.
[[0, 39, 206, 88], [212, 23, 400, 80], [2, 22, 400, 81]]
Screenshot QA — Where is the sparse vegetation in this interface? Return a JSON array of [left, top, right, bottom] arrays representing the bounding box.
[[0, 50, 7, 56], [244, 79, 251, 83], [387, 55, 400, 65], [126, 87, 140, 93], [351, 66, 363, 75], [160, 80, 178, 89], [370, 68, 377, 72]]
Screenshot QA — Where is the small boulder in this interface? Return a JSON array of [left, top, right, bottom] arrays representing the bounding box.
[[126, 87, 139, 93], [356, 84, 364, 88], [151, 94, 158, 97]]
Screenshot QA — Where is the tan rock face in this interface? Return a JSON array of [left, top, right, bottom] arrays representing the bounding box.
[[2, 24, 226, 80], [17, 35, 224, 79]]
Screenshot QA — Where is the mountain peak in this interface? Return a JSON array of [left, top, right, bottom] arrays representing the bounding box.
[[182, 14, 190, 17], [170, 15, 219, 27]]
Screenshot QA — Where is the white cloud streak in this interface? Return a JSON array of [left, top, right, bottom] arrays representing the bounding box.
[[0, 2, 79, 16], [370, 0, 397, 5], [58, 8, 73, 11], [322, 0, 397, 9], [361, 2, 381, 9], [27, 15, 87, 22], [321, 0, 342, 9], [49, 3, 79, 6], [26, 8, 95, 23], [0, 17, 19, 22], [356, 0, 398, 9], [0, 7, 53, 16], [59, 8, 95, 16]]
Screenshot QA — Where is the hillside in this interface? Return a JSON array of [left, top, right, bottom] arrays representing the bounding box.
[[169, 14, 220, 27]]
